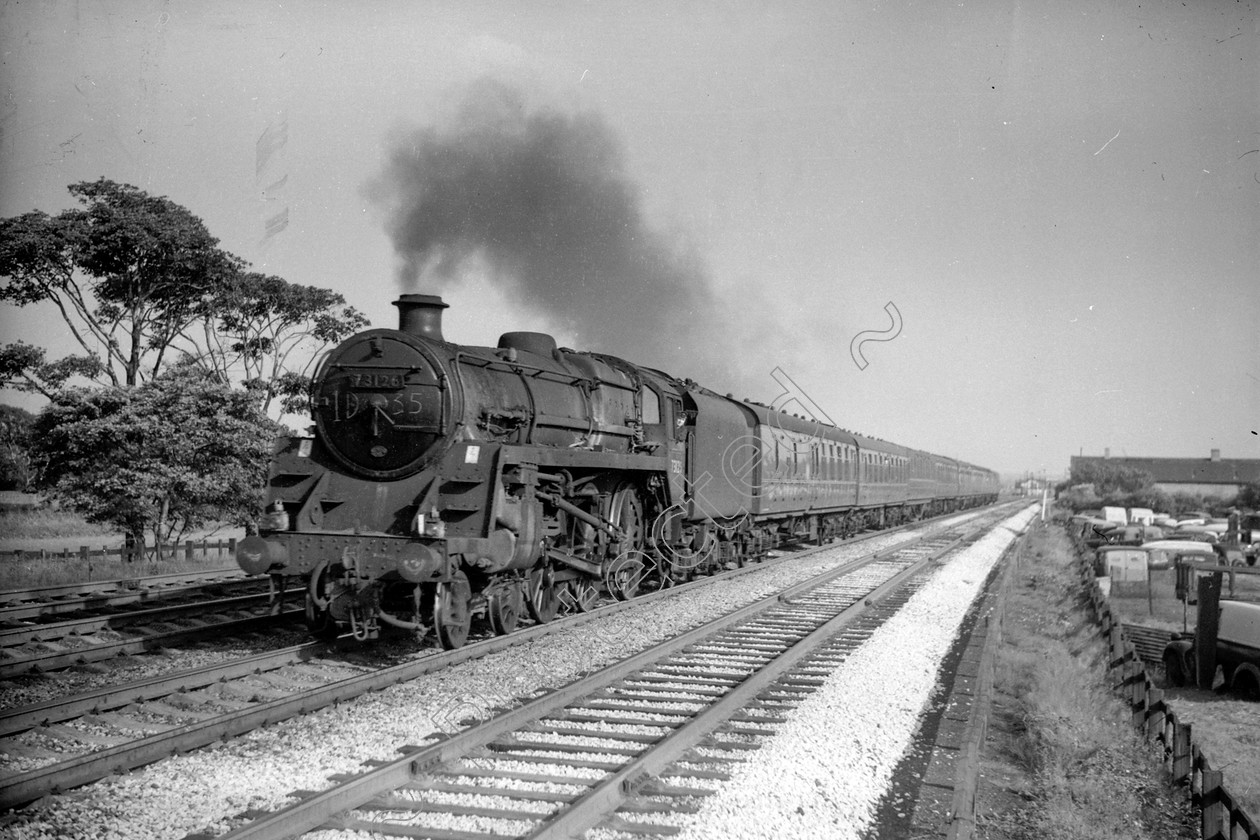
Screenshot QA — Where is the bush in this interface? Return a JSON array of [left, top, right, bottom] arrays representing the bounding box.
[[33, 366, 280, 556], [1056, 484, 1102, 514]]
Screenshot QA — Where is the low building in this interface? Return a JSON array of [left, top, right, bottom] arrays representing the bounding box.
[[1069, 449, 1260, 499]]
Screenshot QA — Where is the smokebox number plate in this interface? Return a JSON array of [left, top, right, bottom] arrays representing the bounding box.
[[347, 372, 404, 389]]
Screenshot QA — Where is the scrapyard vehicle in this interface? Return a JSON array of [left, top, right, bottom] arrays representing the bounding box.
[[1140, 540, 1219, 571], [1163, 599, 1260, 700]]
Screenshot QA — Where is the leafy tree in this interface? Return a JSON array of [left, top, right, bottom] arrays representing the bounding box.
[[1068, 462, 1154, 497], [1234, 482, 1260, 512], [0, 404, 36, 491], [1102, 488, 1172, 515], [33, 365, 281, 558], [1055, 483, 1102, 513], [191, 272, 367, 414], [0, 178, 245, 389], [1169, 491, 1208, 517], [0, 342, 104, 399]]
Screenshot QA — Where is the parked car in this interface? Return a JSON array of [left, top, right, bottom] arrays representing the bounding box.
[[1240, 513, 1260, 545], [1091, 541, 1218, 575], [1109, 524, 1165, 546], [1168, 527, 1220, 544], [1163, 600, 1260, 699], [1102, 506, 1128, 525], [1093, 545, 1151, 578], [1139, 540, 1220, 571]]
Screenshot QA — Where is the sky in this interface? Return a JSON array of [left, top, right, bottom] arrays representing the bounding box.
[[1, 0, 1256, 481]]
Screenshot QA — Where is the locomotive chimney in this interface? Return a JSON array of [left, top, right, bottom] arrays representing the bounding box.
[[393, 294, 448, 342]]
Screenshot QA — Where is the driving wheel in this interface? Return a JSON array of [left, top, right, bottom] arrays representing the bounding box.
[[433, 570, 472, 649], [526, 566, 560, 624], [488, 582, 523, 636]]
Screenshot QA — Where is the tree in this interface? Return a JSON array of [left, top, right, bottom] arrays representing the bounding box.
[[1055, 483, 1102, 513], [1233, 483, 1260, 512], [1169, 491, 1207, 516], [0, 178, 245, 389], [0, 342, 104, 399], [33, 365, 281, 558], [1068, 462, 1154, 497], [0, 404, 36, 491], [191, 272, 367, 414]]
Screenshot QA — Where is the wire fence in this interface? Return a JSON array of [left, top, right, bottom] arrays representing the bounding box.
[[0, 538, 238, 565]]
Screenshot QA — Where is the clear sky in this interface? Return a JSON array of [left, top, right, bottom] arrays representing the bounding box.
[[1, 0, 1256, 480]]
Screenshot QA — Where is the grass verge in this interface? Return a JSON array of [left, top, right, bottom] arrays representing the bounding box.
[[0, 508, 113, 540], [0, 552, 237, 589], [975, 521, 1196, 840]]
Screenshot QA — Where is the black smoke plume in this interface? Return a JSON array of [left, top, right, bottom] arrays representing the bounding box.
[[367, 80, 761, 394]]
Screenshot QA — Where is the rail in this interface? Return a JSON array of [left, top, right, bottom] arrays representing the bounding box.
[[0, 504, 1014, 812], [210, 523, 985, 839], [945, 527, 1027, 839]]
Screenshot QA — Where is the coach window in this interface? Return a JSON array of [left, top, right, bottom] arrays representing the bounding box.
[[640, 385, 660, 425]]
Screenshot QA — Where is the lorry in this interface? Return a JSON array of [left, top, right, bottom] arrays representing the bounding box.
[[1163, 599, 1260, 699]]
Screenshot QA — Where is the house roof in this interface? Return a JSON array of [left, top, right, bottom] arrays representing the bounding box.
[[1070, 456, 1260, 485]]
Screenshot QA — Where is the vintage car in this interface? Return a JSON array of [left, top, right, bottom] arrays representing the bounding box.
[[1109, 524, 1165, 546], [1167, 527, 1220, 544], [1139, 539, 1220, 571], [1093, 545, 1151, 578], [1163, 599, 1260, 699]]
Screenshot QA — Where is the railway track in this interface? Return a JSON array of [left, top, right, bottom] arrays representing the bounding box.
[[0, 593, 304, 680], [0, 567, 258, 622], [207, 514, 1002, 840], [0, 507, 1012, 813]]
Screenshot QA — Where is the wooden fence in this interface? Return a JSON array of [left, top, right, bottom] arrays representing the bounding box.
[[0, 538, 238, 565], [1075, 534, 1259, 840]]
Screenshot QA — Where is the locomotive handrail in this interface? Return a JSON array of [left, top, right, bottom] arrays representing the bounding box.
[[457, 351, 635, 391]]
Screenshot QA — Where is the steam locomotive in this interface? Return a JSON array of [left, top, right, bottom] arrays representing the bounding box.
[[236, 294, 998, 647]]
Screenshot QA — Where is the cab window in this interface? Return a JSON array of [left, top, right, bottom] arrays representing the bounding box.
[[640, 386, 660, 425], [668, 397, 686, 441]]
